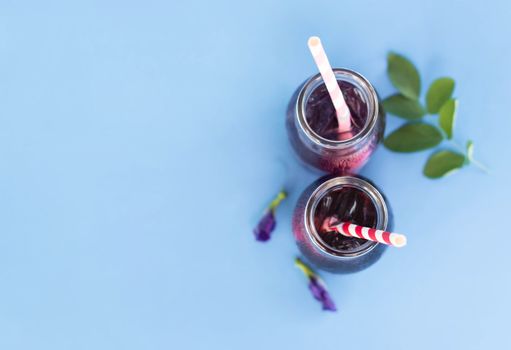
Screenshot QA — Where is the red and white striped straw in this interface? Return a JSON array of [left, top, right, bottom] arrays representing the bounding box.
[[307, 36, 352, 134], [330, 222, 407, 248]]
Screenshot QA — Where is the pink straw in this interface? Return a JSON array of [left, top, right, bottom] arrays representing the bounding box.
[[307, 36, 352, 134], [325, 220, 407, 248]]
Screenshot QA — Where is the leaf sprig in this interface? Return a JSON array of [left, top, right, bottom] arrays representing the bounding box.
[[382, 52, 488, 179]]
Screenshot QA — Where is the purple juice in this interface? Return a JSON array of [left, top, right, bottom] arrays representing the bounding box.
[[313, 185, 377, 252], [305, 81, 368, 141], [286, 68, 385, 174]]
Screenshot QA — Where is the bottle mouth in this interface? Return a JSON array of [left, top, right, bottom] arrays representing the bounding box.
[[304, 176, 389, 258], [296, 68, 379, 150]]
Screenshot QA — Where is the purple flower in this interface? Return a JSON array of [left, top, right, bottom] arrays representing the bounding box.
[[253, 210, 276, 242], [295, 257, 337, 312], [253, 190, 287, 242], [308, 276, 337, 311]]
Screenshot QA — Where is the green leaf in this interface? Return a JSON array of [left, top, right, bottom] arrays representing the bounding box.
[[387, 52, 421, 100], [384, 123, 443, 152], [423, 150, 466, 179], [426, 77, 455, 114], [466, 140, 474, 162], [438, 98, 457, 139], [382, 94, 426, 120]]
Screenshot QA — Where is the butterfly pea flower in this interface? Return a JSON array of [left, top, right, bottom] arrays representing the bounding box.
[[253, 190, 287, 242], [295, 257, 337, 312]]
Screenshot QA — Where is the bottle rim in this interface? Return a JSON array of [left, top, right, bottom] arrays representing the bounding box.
[[296, 68, 379, 150], [304, 176, 389, 258]]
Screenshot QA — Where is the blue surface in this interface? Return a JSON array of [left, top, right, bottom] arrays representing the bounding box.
[[1, 1, 510, 349]]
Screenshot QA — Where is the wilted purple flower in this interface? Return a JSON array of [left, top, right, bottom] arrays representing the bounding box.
[[295, 257, 337, 312], [253, 210, 276, 241], [308, 276, 337, 311], [253, 190, 287, 242]]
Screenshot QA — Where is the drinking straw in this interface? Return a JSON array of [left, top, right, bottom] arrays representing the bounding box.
[[328, 221, 407, 248], [307, 36, 352, 134]]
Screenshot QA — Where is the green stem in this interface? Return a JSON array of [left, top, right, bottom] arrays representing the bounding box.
[[295, 257, 315, 279], [268, 190, 287, 211], [450, 140, 489, 174], [450, 140, 465, 153], [469, 158, 490, 174]]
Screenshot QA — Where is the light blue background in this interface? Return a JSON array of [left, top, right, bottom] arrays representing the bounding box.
[[1, 1, 510, 349]]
